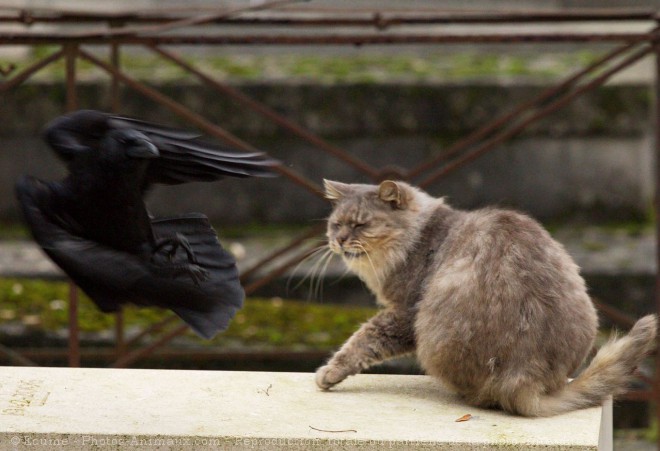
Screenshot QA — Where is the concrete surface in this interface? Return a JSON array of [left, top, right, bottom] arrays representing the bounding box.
[[0, 366, 608, 450]]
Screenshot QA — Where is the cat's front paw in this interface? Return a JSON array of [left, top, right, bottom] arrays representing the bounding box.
[[315, 364, 349, 390]]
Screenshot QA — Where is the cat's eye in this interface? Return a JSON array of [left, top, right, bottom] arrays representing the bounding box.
[[353, 223, 367, 230]]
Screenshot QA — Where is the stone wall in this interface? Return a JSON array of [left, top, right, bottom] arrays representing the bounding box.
[[0, 81, 653, 225]]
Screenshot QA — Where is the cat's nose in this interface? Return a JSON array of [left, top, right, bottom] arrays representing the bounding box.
[[336, 233, 349, 247]]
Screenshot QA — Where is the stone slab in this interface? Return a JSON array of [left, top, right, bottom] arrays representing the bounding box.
[[0, 366, 608, 450]]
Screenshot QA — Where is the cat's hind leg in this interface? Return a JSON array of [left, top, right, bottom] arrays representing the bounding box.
[[316, 308, 415, 390]]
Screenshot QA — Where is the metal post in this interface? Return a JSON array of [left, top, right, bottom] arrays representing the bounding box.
[[109, 27, 126, 359], [115, 309, 125, 359], [64, 43, 80, 367], [67, 281, 79, 367], [654, 34, 660, 451], [64, 44, 78, 111], [110, 40, 121, 113]]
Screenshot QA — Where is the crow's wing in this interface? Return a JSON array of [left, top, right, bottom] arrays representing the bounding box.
[[109, 115, 279, 185], [107, 115, 202, 140], [16, 176, 244, 339], [150, 213, 244, 338], [44, 110, 279, 183]]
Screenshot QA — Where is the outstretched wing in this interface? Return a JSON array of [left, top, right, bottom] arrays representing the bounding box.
[[108, 115, 279, 185], [16, 176, 244, 339], [43, 110, 280, 183]]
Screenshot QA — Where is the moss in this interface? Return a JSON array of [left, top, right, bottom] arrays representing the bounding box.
[[644, 418, 657, 442], [0, 222, 29, 239], [581, 240, 607, 252], [0, 278, 375, 349], [16, 51, 614, 85], [31, 45, 60, 60]]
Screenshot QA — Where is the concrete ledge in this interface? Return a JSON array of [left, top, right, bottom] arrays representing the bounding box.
[[0, 367, 609, 450]]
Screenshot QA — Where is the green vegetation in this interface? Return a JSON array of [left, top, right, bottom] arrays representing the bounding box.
[[0, 222, 29, 240], [0, 278, 375, 349], [16, 49, 603, 84]]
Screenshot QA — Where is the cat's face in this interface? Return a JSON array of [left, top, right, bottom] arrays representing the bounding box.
[[324, 180, 414, 263]]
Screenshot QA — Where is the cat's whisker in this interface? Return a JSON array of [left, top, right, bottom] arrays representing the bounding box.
[[314, 247, 337, 300], [305, 249, 327, 300], [300, 246, 335, 301], [285, 245, 330, 296], [301, 246, 328, 297], [355, 242, 382, 290]]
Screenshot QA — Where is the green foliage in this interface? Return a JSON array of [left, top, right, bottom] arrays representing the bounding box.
[[0, 222, 29, 239], [0, 278, 375, 349], [18, 50, 604, 84]]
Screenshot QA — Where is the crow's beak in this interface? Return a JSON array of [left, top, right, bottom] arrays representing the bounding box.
[[126, 139, 159, 159]]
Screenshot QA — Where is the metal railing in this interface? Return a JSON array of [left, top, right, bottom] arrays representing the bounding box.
[[0, 2, 658, 440]]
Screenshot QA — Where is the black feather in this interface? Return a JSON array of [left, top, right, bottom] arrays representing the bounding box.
[[15, 109, 278, 339]]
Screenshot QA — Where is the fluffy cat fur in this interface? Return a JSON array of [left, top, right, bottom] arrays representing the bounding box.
[[315, 179, 657, 417]]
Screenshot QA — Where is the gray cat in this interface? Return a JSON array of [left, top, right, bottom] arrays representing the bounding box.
[[315, 179, 657, 416]]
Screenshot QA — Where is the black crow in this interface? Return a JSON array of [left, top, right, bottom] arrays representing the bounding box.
[[15, 110, 278, 339]]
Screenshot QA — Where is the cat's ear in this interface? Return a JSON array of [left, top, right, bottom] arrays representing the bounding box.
[[378, 180, 408, 209], [324, 179, 349, 202]]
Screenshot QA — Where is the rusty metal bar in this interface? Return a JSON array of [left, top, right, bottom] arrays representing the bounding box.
[[0, 49, 63, 92], [243, 245, 320, 295], [77, 48, 324, 197], [149, 45, 381, 179], [124, 315, 178, 348], [592, 299, 637, 329], [67, 281, 79, 367], [223, 10, 659, 25], [0, 31, 652, 46], [274, 6, 659, 19], [114, 310, 126, 359], [407, 40, 643, 180], [240, 224, 326, 282], [108, 22, 126, 360], [64, 44, 78, 111], [418, 44, 653, 189], [110, 323, 188, 368], [622, 390, 654, 402], [2, 346, 330, 364], [636, 369, 655, 387], [110, 39, 121, 113], [0, 343, 37, 366], [0, 8, 656, 25], [64, 43, 80, 368], [654, 32, 660, 451]]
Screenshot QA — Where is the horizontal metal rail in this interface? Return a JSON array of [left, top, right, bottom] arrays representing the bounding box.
[[0, 32, 653, 46], [0, 8, 658, 25]]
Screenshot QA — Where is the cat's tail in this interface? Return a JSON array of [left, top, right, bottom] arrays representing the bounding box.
[[509, 314, 657, 417]]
